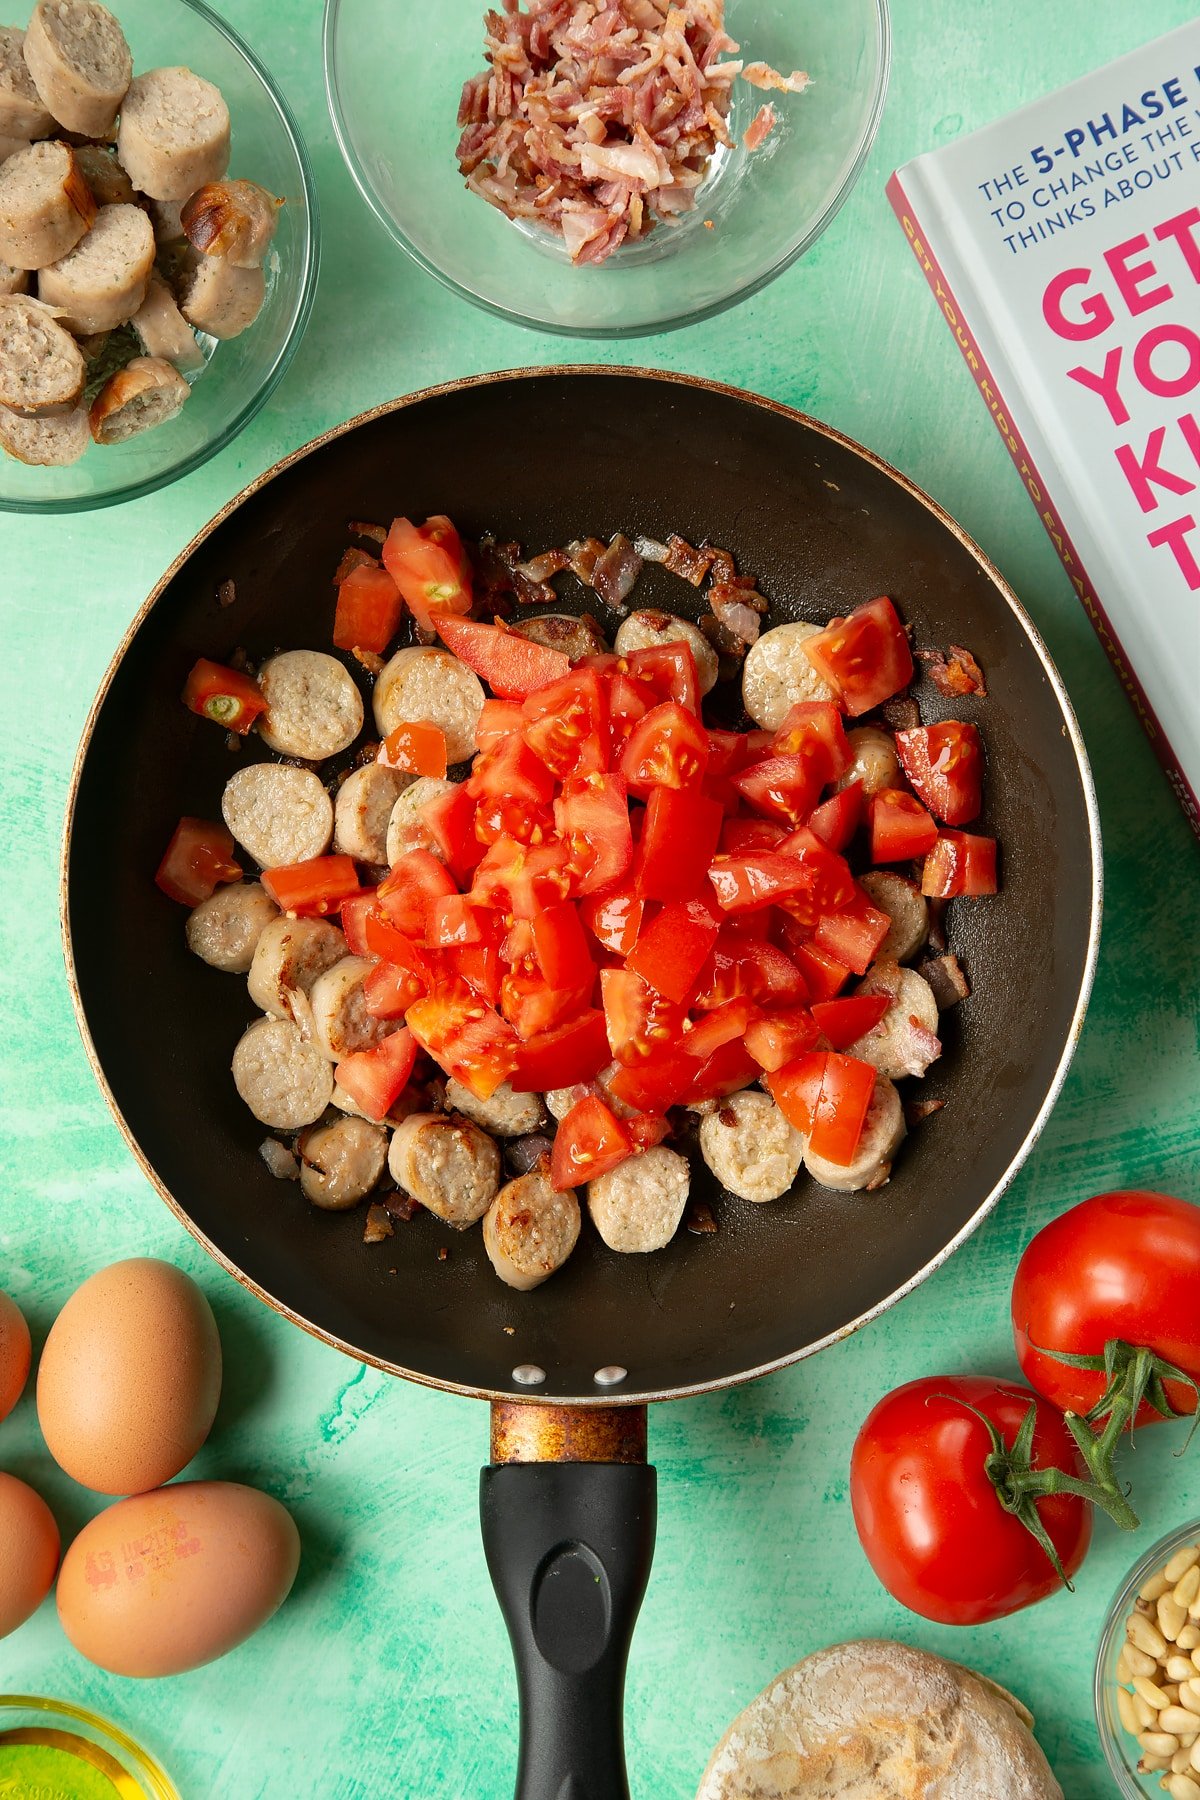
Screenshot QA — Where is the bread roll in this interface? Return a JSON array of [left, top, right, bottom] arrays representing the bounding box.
[[0, 291, 84, 412], [180, 254, 263, 339], [117, 66, 230, 202], [89, 354, 188, 443], [695, 1640, 1063, 1800], [0, 139, 95, 269], [0, 397, 88, 462], [38, 200, 153, 331], [23, 0, 132, 137], [0, 27, 54, 139]]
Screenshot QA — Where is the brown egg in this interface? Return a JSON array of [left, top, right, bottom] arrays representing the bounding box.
[[37, 1259, 222, 1494], [0, 1472, 59, 1638], [0, 1289, 31, 1423], [57, 1480, 300, 1676]]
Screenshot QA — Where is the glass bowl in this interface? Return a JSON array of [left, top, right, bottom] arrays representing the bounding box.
[[0, 1695, 179, 1798], [0, 0, 318, 514], [1096, 1518, 1200, 1797], [324, 0, 890, 337]]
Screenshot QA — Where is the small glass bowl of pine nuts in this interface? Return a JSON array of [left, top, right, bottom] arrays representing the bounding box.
[[1097, 1522, 1200, 1798]]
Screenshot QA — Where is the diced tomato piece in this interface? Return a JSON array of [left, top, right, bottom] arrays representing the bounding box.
[[523, 668, 606, 780], [773, 840, 859, 930], [155, 817, 241, 906], [800, 597, 914, 717], [869, 787, 938, 861], [601, 968, 685, 1066], [501, 965, 590, 1040], [580, 885, 645, 958], [684, 1039, 760, 1104], [620, 701, 709, 798], [340, 889, 379, 955], [636, 787, 724, 903], [768, 1051, 876, 1166], [475, 698, 525, 751], [379, 720, 448, 780], [362, 911, 434, 982], [531, 902, 594, 991], [406, 980, 519, 1099], [334, 1028, 417, 1122], [766, 1052, 827, 1135], [333, 562, 404, 655], [921, 831, 999, 897], [744, 1007, 820, 1073], [623, 641, 700, 714], [261, 856, 361, 919], [895, 723, 984, 826], [705, 728, 750, 783], [811, 993, 891, 1050], [605, 1053, 694, 1115], [382, 515, 472, 633], [693, 934, 807, 1011], [378, 849, 458, 939], [771, 701, 852, 780], [625, 1113, 671, 1152], [732, 753, 825, 829], [708, 850, 814, 914], [472, 835, 573, 919], [809, 781, 864, 853], [436, 614, 569, 699], [441, 939, 503, 1008], [785, 935, 852, 1003], [683, 997, 758, 1060], [719, 816, 787, 855], [550, 1095, 632, 1192], [426, 893, 484, 948], [811, 894, 892, 975], [510, 1010, 610, 1093], [420, 782, 482, 882], [555, 773, 633, 896], [625, 900, 719, 1005], [362, 960, 425, 1020], [182, 659, 265, 734], [468, 733, 557, 809]]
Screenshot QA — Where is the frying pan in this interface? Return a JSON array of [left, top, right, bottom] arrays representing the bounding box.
[[62, 369, 1101, 1799]]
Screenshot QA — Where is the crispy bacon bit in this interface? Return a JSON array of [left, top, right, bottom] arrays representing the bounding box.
[[917, 644, 987, 698], [742, 62, 810, 94], [333, 545, 379, 586], [744, 103, 776, 151], [664, 533, 717, 585], [921, 953, 971, 1012], [709, 580, 766, 645], [592, 533, 643, 611], [364, 1203, 394, 1244], [634, 535, 671, 564], [349, 519, 388, 546], [905, 1096, 947, 1128], [566, 536, 608, 587], [477, 537, 558, 607], [259, 1138, 298, 1180], [217, 577, 237, 608], [353, 648, 386, 678], [384, 1191, 421, 1222], [516, 549, 571, 585], [881, 694, 921, 731], [686, 1198, 719, 1234], [437, 1246, 450, 1263]]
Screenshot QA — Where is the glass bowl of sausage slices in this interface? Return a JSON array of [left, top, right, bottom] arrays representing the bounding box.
[[323, 0, 890, 336], [157, 514, 998, 1294], [0, 0, 317, 513]]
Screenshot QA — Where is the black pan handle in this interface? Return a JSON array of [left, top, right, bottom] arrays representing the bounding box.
[[480, 1404, 656, 1800]]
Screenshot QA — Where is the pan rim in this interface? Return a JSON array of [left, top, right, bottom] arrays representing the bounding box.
[[59, 365, 1104, 1408]]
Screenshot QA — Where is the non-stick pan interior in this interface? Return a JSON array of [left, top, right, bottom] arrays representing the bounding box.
[[65, 371, 1099, 1403]]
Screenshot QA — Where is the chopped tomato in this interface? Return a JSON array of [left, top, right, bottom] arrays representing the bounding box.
[[708, 851, 814, 914], [382, 515, 472, 633], [531, 902, 595, 990], [766, 1052, 826, 1134], [510, 1010, 610, 1093], [441, 939, 503, 1008], [812, 894, 892, 975], [379, 720, 448, 780], [406, 980, 519, 1099], [182, 659, 265, 735], [362, 960, 425, 1020], [693, 933, 807, 1011], [808, 781, 864, 854], [636, 787, 724, 902], [468, 732, 557, 810], [623, 641, 700, 714], [334, 1028, 417, 1122], [896, 723, 984, 826], [626, 1113, 671, 1152], [922, 831, 999, 897], [801, 597, 914, 717], [340, 889, 379, 955], [683, 997, 758, 1060], [732, 753, 826, 828], [784, 934, 852, 1003], [580, 885, 644, 957], [719, 816, 787, 855], [555, 773, 633, 896], [625, 900, 719, 1005], [769, 1051, 876, 1165], [362, 911, 434, 982], [420, 782, 482, 882], [601, 968, 684, 1066], [333, 562, 404, 654], [523, 668, 606, 780], [378, 849, 458, 940], [476, 698, 525, 750], [705, 728, 750, 783], [811, 993, 891, 1050], [744, 1007, 820, 1073], [620, 702, 709, 798], [501, 965, 590, 1040], [773, 840, 859, 930], [771, 701, 852, 779], [155, 817, 241, 906], [426, 893, 484, 948], [436, 614, 569, 699], [870, 787, 939, 861], [605, 1053, 694, 1115], [684, 1039, 760, 1104], [261, 855, 361, 919], [472, 835, 573, 919], [550, 1095, 632, 1192]]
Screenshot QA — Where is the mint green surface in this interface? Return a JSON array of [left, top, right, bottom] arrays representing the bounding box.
[[2, 4, 1199, 1797]]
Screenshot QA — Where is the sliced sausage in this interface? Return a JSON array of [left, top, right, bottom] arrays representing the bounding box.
[[483, 1168, 580, 1291], [145, 194, 184, 244], [615, 609, 719, 695], [0, 28, 54, 140], [89, 353, 189, 443], [444, 1079, 544, 1139], [742, 621, 836, 730], [180, 254, 263, 339], [298, 1116, 387, 1211], [836, 725, 901, 798], [185, 880, 277, 974], [511, 612, 608, 663], [0, 134, 31, 168], [116, 66, 230, 202], [181, 178, 279, 267], [373, 647, 484, 766], [385, 775, 454, 866], [232, 1015, 333, 1131], [0, 256, 27, 296], [23, 0, 131, 137], [0, 139, 95, 269], [247, 916, 346, 1019], [804, 1074, 905, 1192], [545, 1063, 636, 1123], [388, 1112, 501, 1229], [859, 871, 928, 965], [130, 270, 202, 370], [333, 764, 411, 864], [222, 764, 333, 869], [0, 292, 84, 413], [308, 955, 396, 1061], [848, 960, 941, 1080], [40, 202, 155, 332], [74, 143, 134, 207], [699, 1088, 804, 1203], [256, 650, 364, 761], [587, 1145, 690, 1253], [0, 397, 87, 461]]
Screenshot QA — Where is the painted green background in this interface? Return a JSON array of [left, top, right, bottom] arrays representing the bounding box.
[[2, 2, 1199, 1795]]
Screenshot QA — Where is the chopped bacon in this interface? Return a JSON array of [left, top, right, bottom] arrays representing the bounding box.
[[920, 953, 972, 1012], [333, 545, 379, 586], [742, 62, 811, 94], [744, 103, 776, 151], [663, 533, 717, 585], [592, 533, 643, 610], [917, 644, 988, 698]]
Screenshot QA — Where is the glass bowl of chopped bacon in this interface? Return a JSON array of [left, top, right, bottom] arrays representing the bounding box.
[[323, 0, 891, 337]]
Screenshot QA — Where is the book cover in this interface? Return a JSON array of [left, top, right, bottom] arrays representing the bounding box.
[[888, 21, 1200, 838]]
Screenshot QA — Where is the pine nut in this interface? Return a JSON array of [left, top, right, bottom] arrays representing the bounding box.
[[1118, 1647, 1136, 1683], [1182, 1681, 1200, 1712], [1191, 1739, 1200, 1774], [1192, 1650, 1200, 1673], [1176, 1746, 1197, 1774], [1141, 1753, 1171, 1772], [1132, 1614, 1170, 1657], [1138, 1677, 1175, 1711], [1128, 1645, 1165, 1677], [1145, 1572, 1176, 1602], [1177, 1569, 1200, 1610], [1123, 1688, 1148, 1734], [1137, 1694, 1161, 1729], [1169, 1658, 1197, 1683], [1143, 1731, 1182, 1757], [1166, 1547, 1200, 1585], [1167, 1775, 1200, 1800], [1163, 1597, 1190, 1642], [1178, 1626, 1200, 1650], [1161, 1709, 1200, 1737]]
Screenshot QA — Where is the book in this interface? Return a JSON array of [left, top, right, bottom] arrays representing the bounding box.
[[888, 21, 1200, 840]]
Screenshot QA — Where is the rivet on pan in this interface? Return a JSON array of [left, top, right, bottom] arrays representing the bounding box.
[[512, 1364, 546, 1387], [593, 1366, 627, 1387]]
